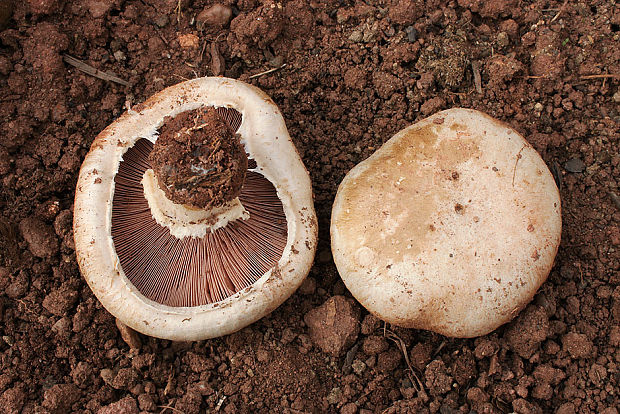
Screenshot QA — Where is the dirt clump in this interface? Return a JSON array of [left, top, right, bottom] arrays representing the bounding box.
[[504, 305, 550, 359], [304, 295, 361, 356], [19, 217, 58, 258], [562, 332, 594, 359], [149, 107, 247, 209], [97, 396, 139, 414], [42, 383, 80, 413]]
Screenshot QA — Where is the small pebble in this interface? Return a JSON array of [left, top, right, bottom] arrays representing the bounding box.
[[100, 368, 114, 386], [351, 359, 366, 375], [327, 387, 342, 405], [405, 26, 417, 42], [178, 33, 199, 49], [268, 55, 284, 68], [196, 4, 232, 30], [304, 296, 360, 356], [564, 158, 585, 173], [349, 30, 363, 43], [497, 31, 510, 47], [116, 319, 142, 350], [154, 15, 168, 28]]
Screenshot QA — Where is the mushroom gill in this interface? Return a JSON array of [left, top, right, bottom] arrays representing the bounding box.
[[111, 107, 287, 307]]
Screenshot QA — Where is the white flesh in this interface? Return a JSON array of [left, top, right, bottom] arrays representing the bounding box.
[[141, 169, 249, 239]]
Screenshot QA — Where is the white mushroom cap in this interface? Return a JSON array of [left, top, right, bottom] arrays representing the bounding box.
[[331, 108, 561, 338], [74, 77, 317, 341]]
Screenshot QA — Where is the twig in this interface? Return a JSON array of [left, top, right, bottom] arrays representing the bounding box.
[[385, 330, 426, 397], [525, 74, 619, 82], [164, 368, 174, 396], [173, 73, 191, 81], [175, 0, 182, 23], [215, 395, 226, 411], [63, 54, 130, 86], [580, 74, 620, 79], [610, 192, 620, 211], [158, 404, 185, 414], [471, 61, 482, 94], [210, 42, 225, 76], [199, 39, 208, 64], [151, 24, 170, 47], [385, 331, 413, 377], [550, 0, 569, 23], [433, 340, 446, 357], [249, 64, 287, 79]]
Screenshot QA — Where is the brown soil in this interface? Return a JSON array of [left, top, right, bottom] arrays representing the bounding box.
[[149, 107, 247, 209], [0, 0, 619, 413]]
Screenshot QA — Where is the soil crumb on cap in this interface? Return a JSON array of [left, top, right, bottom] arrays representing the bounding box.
[[149, 107, 248, 210]]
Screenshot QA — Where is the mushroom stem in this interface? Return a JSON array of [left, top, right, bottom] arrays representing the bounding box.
[[145, 106, 250, 238], [142, 169, 249, 239]]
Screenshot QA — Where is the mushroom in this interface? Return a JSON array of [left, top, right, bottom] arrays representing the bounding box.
[[331, 108, 561, 338], [74, 77, 317, 341]]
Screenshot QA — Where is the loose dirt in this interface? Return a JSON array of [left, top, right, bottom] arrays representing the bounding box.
[[0, 0, 619, 413]]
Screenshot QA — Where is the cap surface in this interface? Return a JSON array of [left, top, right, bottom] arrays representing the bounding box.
[[331, 108, 561, 338], [74, 77, 317, 341]]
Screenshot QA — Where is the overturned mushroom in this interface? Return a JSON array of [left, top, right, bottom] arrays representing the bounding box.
[[74, 77, 317, 341], [331, 108, 561, 338]]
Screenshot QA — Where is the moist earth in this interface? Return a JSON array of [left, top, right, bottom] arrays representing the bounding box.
[[149, 107, 247, 210], [0, 0, 619, 413]]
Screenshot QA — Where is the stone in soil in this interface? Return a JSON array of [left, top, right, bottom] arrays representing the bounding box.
[[197, 4, 233, 30], [564, 158, 586, 173], [304, 295, 361, 356]]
